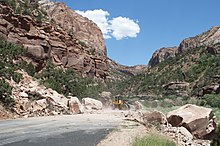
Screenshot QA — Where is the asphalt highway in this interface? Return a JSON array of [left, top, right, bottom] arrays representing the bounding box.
[[0, 112, 122, 146]]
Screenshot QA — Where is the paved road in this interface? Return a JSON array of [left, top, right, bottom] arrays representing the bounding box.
[[0, 112, 122, 146]]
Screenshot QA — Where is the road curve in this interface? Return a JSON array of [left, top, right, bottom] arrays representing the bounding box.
[[0, 111, 123, 146]]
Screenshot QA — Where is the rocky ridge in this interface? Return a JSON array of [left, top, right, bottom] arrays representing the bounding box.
[[148, 26, 220, 67], [107, 58, 147, 81], [0, 2, 108, 78]]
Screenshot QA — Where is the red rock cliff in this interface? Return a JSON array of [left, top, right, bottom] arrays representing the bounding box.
[[0, 2, 108, 79]]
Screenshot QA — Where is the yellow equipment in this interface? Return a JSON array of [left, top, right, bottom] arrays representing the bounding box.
[[112, 96, 130, 110]]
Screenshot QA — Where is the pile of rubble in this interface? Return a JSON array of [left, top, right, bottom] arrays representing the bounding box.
[[125, 104, 217, 146], [8, 71, 103, 118]]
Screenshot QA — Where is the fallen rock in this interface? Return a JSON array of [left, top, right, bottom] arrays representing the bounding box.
[[162, 125, 201, 146], [125, 110, 167, 126], [178, 126, 194, 141], [167, 104, 217, 139], [36, 99, 47, 109], [9, 71, 71, 117], [142, 111, 167, 125], [100, 91, 112, 107], [46, 88, 68, 108], [19, 92, 28, 98], [68, 96, 84, 114], [82, 97, 102, 110], [134, 101, 143, 110]]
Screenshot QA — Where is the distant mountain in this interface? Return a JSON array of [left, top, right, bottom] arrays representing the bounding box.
[[116, 26, 220, 98], [148, 26, 220, 67], [107, 58, 147, 81]]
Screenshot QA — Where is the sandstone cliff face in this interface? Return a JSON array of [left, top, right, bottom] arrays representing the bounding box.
[[148, 47, 178, 68], [42, 2, 106, 57], [148, 26, 220, 67], [0, 2, 108, 79], [179, 26, 220, 53]]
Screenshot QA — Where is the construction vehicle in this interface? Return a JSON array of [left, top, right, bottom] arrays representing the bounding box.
[[112, 96, 130, 110]]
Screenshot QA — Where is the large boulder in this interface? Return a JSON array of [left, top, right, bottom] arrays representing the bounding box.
[[82, 97, 102, 110], [167, 104, 217, 139], [100, 91, 112, 107], [68, 96, 84, 114], [46, 88, 68, 108], [142, 111, 167, 125], [126, 110, 167, 125]]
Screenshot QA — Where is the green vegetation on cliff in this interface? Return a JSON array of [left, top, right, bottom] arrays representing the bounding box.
[[0, 0, 47, 23], [114, 44, 220, 99], [0, 38, 105, 108], [0, 38, 25, 108], [36, 61, 105, 99]]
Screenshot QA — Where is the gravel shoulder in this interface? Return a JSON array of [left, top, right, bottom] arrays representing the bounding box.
[[97, 118, 148, 146]]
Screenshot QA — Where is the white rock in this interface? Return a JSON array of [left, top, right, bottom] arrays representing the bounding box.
[[68, 96, 84, 114], [19, 92, 28, 98], [82, 97, 102, 110], [178, 127, 193, 140], [36, 99, 47, 109]]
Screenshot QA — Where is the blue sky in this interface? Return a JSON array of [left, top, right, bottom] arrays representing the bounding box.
[[58, 0, 220, 66]]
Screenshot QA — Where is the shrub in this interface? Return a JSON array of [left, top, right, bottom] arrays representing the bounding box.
[[133, 133, 176, 146], [211, 124, 220, 146], [36, 61, 104, 98], [202, 94, 220, 108], [0, 79, 15, 108]]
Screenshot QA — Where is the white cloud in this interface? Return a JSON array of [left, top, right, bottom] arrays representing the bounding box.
[[75, 9, 112, 39], [110, 17, 140, 40], [75, 9, 140, 40]]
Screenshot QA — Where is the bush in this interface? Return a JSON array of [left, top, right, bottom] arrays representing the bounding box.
[[0, 0, 48, 23], [0, 79, 15, 108], [36, 61, 104, 98], [0, 38, 26, 83], [133, 133, 176, 146], [202, 94, 220, 108], [211, 124, 220, 146]]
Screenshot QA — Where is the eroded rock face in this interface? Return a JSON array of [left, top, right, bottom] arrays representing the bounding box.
[[0, 3, 108, 78], [148, 47, 178, 68], [42, 2, 106, 57], [202, 84, 220, 95], [178, 26, 220, 53], [163, 82, 190, 97], [167, 104, 217, 139]]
